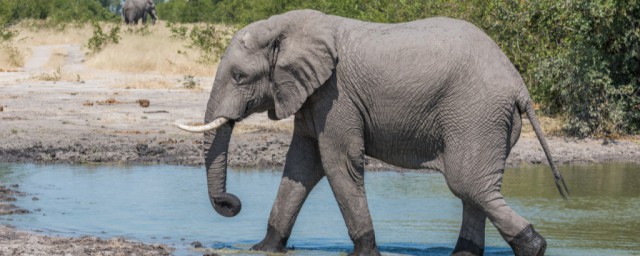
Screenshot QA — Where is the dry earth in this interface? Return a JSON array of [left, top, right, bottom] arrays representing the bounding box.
[[0, 225, 173, 256]]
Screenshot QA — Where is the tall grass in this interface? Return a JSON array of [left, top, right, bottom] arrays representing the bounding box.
[[85, 21, 219, 76]]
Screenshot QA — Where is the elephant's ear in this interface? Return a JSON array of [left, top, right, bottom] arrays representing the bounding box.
[[268, 13, 337, 120]]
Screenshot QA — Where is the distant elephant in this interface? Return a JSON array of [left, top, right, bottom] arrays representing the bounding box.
[[122, 0, 157, 25], [175, 10, 569, 256]]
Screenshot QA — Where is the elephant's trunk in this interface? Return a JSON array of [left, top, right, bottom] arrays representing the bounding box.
[[204, 122, 241, 217]]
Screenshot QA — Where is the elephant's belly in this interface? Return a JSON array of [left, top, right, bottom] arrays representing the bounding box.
[[364, 133, 445, 171]]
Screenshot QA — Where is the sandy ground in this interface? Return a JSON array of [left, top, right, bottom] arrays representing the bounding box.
[[1, 43, 640, 255]]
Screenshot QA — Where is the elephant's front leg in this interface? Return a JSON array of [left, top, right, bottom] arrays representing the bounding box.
[[251, 132, 324, 253], [142, 13, 148, 25], [452, 201, 487, 256], [319, 129, 381, 256]]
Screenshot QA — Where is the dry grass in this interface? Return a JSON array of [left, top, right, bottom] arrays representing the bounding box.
[[30, 68, 85, 83], [114, 79, 177, 89], [13, 21, 94, 46], [45, 47, 68, 70], [233, 121, 294, 135], [0, 44, 25, 70], [85, 21, 218, 76], [0, 21, 90, 70], [1, 20, 223, 76]]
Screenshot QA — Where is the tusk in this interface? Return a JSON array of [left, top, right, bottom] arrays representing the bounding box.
[[174, 117, 229, 133]]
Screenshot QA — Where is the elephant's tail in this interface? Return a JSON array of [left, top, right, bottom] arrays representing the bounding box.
[[517, 96, 570, 200]]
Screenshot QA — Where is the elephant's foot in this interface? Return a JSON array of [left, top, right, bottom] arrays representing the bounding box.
[[452, 237, 484, 256], [508, 225, 547, 256], [250, 225, 289, 253], [349, 231, 381, 256]]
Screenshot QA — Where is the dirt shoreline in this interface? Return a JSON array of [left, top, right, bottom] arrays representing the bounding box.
[[2, 132, 640, 169], [0, 225, 174, 256]]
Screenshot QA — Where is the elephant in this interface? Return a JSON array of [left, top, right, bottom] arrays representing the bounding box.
[[122, 0, 157, 25], [175, 9, 569, 256]]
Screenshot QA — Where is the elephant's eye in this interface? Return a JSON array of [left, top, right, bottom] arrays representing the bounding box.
[[233, 72, 247, 85]]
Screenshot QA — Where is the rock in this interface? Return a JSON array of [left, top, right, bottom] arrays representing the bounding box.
[[191, 241, 203, 248], [137, 99, 150, 108]]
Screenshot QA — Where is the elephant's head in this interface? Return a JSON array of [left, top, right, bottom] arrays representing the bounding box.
[[175, 10, 337, 217]]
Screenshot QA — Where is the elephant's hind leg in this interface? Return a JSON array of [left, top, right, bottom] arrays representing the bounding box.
[[444, 148, 546, 256], [452, 201, 486, 256], [251, 132, 324, 253]]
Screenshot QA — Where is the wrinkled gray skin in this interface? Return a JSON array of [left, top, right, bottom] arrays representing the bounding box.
[[200, 10, 568, 256], [122, 0, 157, 25]]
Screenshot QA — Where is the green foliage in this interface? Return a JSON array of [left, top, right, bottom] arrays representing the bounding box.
[[0, 25, 16, 42], [167, 22, 232, 64], [476, 0, 640, 137], [180, 75, 201, 89], [87, 21, 121, 54], [125, 25, 151, 36], [0, 0, 117, 26]]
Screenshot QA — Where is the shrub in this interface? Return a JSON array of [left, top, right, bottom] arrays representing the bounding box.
[[168, 23, 232, 64], [87, 21, 121, 54]]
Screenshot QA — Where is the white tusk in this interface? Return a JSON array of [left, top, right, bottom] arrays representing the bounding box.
[[173, 117, 229, 133]]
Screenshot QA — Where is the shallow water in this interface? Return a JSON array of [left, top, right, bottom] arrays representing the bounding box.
[[1, 163, 639, 255]]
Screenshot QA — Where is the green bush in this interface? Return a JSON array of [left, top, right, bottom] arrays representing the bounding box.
[[168, 22, 232, 64], [0, 0, 117, 26], [86, 21, 121, 54]]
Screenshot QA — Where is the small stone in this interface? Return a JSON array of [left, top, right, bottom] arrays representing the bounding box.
[[191, 241, 203, 248], [137, 99, 150, 108], [32, 197, 39, 201]]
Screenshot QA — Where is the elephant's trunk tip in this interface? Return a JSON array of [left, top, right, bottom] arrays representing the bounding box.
[[173, 117, 229, 133], [212, 192, 242, 217]]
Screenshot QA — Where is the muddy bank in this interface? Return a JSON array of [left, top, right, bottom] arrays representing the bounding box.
[[1, 124, 639, 169], [0, 184, 30, 215], [0, 225, 173, 256]]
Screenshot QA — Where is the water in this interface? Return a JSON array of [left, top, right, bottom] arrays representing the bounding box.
[[1, 163, 639, 255]]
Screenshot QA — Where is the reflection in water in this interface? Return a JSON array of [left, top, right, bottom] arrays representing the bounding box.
[[0, 163, 638, 255], [502, 164, 640, 254]]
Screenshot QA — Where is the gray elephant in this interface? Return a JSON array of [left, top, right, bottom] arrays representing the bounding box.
[[175, 10, 568, 256], [122, 0, 157, 25]]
